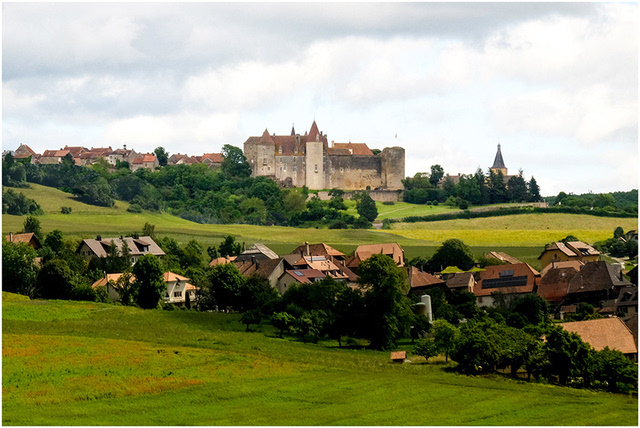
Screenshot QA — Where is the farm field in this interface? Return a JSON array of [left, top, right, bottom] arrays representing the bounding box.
[[3, 293, 637, 426]]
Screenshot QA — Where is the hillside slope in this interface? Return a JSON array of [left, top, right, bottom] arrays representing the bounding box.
[[3, 294, 637, 426]]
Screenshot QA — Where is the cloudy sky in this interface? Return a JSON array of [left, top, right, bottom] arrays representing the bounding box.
[[3, 2, 638, 196]]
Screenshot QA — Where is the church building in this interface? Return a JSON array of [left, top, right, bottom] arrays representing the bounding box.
[[243, 121, 405, 191]]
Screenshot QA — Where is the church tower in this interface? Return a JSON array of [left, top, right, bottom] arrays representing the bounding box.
[[490, 144, 508, 176]]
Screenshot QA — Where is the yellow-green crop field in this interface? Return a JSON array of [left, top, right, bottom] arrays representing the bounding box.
[[3, 294, 637, 426]]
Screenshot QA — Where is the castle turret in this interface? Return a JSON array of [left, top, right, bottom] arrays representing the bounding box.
[[381, 147, 405, 190], [490, 144, 508, 176]]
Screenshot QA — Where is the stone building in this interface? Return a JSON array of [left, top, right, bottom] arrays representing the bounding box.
[[243, 121, 405, 190]]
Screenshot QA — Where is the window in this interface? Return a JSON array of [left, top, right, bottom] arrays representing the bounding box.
[[293, 166, 297, 172], [267, 166, 270, 171], [315, 164, 318, 173], [174, 291, 182, 297], [263, 158, 267, 165]]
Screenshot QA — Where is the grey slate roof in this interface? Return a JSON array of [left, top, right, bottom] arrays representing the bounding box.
[[79, 236, 165, 258], [239, 243, 279, 260], [492, 144, 506, 169]]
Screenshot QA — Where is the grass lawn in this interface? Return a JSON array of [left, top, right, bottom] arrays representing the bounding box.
[[3, 294, 637, 426]]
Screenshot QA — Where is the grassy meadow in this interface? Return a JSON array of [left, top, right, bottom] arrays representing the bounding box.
[[3, 183, 637, 269], [3, 293, 637, 426]]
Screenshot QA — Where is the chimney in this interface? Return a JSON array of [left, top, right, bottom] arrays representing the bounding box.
[[251, 256, 256, 265], [9, 232, 12, 242], [97, 235, 102, 241], [305, 241, 310, 257]]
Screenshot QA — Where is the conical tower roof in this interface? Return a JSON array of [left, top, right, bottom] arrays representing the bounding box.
[[308, 121, 320, 140], [492, 144, 506, 169], [258, 129, 276, 144]]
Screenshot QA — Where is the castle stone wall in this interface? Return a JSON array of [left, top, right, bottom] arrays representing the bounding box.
[[325, 155, 384, 190], [381, 147, 405, 190], [274, 156, 306, 187]]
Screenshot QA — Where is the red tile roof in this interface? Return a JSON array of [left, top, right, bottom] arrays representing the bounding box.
[[199, 153, 224, 163], [474, 263, 539, 297], [407, 266, 445, 289], [537, 266, 578, 302], [42, 149, 70, 158], [330, 142, 373, 156]]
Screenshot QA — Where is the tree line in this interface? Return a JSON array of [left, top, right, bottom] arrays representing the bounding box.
[[402, 164, 541, 208]]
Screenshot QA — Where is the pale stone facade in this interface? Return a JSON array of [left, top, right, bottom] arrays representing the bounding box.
[[243, 121, 405, 191]]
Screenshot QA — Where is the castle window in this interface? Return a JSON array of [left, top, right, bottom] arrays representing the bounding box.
[[315, 164, 318, 173], [340, 168, 344, 173], [283, 164, 286, 171], [293, 166, 297, 172], [263, 158, 267, 165], [268, 166, 271, 171]]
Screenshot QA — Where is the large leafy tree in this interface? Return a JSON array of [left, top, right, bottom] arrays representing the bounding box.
[[358, 253, 411, 350], [203, 263, 246, 310], [507, 172, 528, 202], [154, 147, 169, 167], [36, 259, 76, 300], [429, 164, 445, 187], [426, 238, 475, 272], [432, 319, 459, 362], [22, 215, 43, 241], [2, 241, 39, 297], [132, 254, 165, 309], [221, 144, 251, 178]]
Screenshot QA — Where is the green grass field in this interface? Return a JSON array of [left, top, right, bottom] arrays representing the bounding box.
[[3, 183, 637, 270], [3, 293, 637, 426]]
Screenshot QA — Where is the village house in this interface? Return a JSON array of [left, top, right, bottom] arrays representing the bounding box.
[[234, 257, 290, 292], [473, 263, 540, 307], [446, 271, 476, 294], [197, 153, 224, 168], [560, 317, 638, 361], [406, 266, 447, 297], [537, 262, 583, 306], [564, 261, 630, 305], [107, 147, 138, 166], [484, 251, 523, 265], [615, 286, 638, 317], [11, 144, 38, 163], [5, 232, 42, 250], [278, 269, 327, 293], [91, 271, 196, 307], [235, 243, 280, 263], [38, 149, 70, 164], [130, 153, 159, 172], [538, 241, 600, 269], [345, 242, 405, 275], [77, 236, 165, 264]]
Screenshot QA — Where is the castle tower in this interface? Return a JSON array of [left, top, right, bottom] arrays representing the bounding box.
[[490, 144, 508, 176], [305, 121, 325, 190]]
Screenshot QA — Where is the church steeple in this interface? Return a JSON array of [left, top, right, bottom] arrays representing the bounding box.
[[291, 123, 296, 136], [490, 143, 508, 176]]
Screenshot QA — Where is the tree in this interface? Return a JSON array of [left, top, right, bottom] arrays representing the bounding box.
[[432, 319, 459, 362], [181, 239, 204, 269], [204, 263, 246, 310], [37, 259, 76, 300], [241, 309, 263, 332], [613, 226, 625, 239], [132, 254, 165, 309], [488, 171, 507, 204], [2, 241, 38, 297], [544, 326, 592, 385], [114, 271, 136, 306], [506, 173, 528, 202], [359, 253, 411, 350], [527, 177, 541, 202], [221, 144, 251, 178], [356, 191, 378, 222], [154, 147, 169, 167], [217, 235, 242, 258], [44, 229, 64, 255], [142, 222, 156, 239], [271, 312, 296, 338], [426, 239, 475, 272], [22, 215, 43, 241], [593, 347, 637, 393], [414, 338, 438, 362], [510, 294, 550, 326], [429, 164, 445, 187]]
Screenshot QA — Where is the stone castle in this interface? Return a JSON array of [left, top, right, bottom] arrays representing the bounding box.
[[243, 121, 405, 191]]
